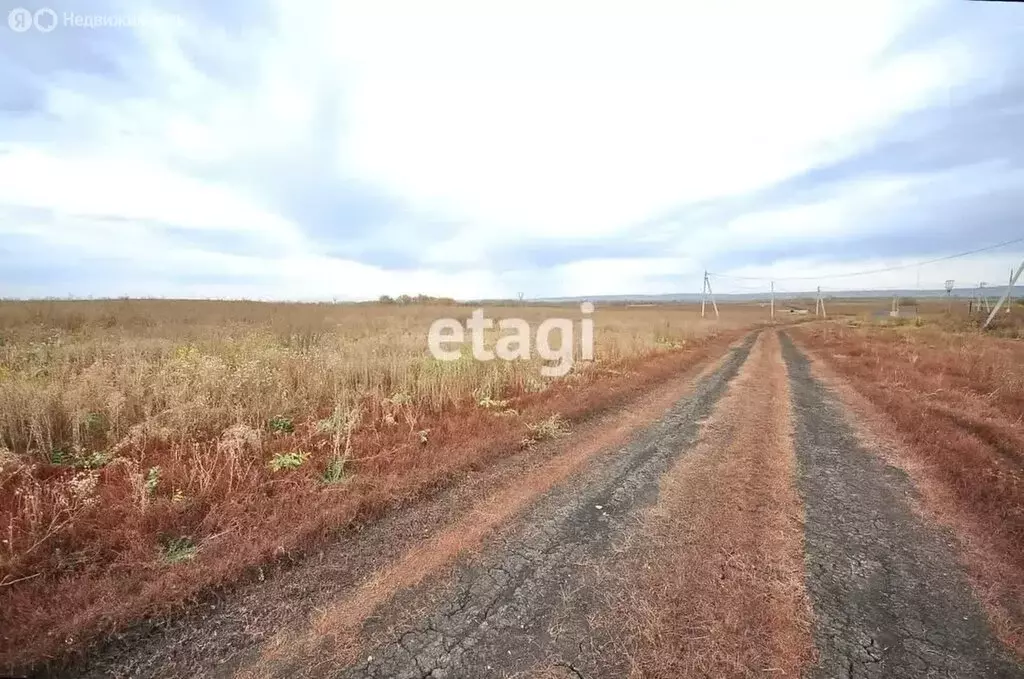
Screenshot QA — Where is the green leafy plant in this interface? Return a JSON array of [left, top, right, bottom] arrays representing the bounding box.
[[48, 447, 70, 465], [144, 466, 161, 496], [269, 451, 308, 472], [84, 412, 107, 435], [267, 415, 294, 434], [47, 448, 110, 469], [160, 536, 197, 564], [320, 456, 350, 484]]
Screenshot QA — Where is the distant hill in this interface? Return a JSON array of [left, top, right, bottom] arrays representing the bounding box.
[[516, 287, 1016, 304]]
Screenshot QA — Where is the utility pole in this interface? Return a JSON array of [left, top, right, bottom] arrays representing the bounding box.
[[1009, 268, 1015, 310], [983, 259, 1024, 329], [815, 286, 827, 318], [945, 279, 955, 314], [700, 271, 719, 320], [915, 266, 921, 321], [701, 271, 707, 319], [980, 282, 991, 313], [706, 273, 719, 320], [891, 294, 899, 318], [770, 281, 775, 322]]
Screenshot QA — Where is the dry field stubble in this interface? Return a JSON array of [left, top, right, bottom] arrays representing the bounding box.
[[0, 298, 764, 669], [793, 320, 1024, 653]]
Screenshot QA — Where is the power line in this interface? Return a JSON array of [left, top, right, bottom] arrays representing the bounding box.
[[712, 280, 775, 292], [707, 236, 1024, 282]]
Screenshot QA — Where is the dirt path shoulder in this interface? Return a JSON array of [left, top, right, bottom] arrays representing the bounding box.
[[780, 332, 1022, 679]]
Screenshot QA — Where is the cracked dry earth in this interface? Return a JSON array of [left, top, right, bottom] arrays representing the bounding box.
[[69, 330, 1022, 679]]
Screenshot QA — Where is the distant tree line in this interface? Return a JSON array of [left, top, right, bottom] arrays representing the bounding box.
[[377, 294, 457, 305]]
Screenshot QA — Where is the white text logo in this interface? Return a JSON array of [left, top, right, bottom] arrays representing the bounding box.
[[427, 303, 595, 378]]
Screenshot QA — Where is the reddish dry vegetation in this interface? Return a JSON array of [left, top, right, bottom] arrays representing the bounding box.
[[0, 320, 747, 672], [607, 331, 815, 678], [794, 322, 1024, 652]]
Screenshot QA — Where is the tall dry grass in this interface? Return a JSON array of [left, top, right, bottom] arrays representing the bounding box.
[[0, 298, 760, 670], [0, 299, 736, 457], [0, 303, 472, 458]]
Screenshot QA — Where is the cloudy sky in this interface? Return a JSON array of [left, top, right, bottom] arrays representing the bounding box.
[[1, 0, 1022, 300]]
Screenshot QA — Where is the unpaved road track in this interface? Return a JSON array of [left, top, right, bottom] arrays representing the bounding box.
[[66, 330, 1021, 679], [312, 334, 758, 679], [781, 335, 1021, 679]]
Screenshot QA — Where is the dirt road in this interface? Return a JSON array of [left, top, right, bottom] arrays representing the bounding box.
[[782, 334, 1021, 679], [68, 330, 1022, 679]]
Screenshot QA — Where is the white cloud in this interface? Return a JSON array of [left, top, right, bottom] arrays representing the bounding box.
[[0, 148, 303, 244], [333, 0, 953, 240], [0, 0, 1019, 299]]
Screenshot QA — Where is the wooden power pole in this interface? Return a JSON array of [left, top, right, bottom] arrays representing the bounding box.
[[701, 271, 719, 320], [708, 273, 719, 320], [701, 271, 707, 319]]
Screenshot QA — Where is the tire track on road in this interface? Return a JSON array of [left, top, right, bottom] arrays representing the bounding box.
[[250, 332, 759, 678], [780, 332, 1022, 679]]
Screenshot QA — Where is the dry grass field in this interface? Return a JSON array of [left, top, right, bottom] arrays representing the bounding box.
[[5, 296, 1022, 673], [0, 297, 767, 668]]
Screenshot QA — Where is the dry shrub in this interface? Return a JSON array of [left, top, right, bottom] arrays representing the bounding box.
[[521, 414, 569, 448]]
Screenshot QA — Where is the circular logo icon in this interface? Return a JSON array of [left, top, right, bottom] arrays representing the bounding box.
[[34, 7, 57, 32], [7, 7, 32, 32]]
